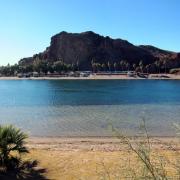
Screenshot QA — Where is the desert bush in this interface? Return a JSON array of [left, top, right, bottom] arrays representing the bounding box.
[[110, 120, 180, 179]]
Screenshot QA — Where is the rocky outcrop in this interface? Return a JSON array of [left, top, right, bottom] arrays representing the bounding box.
[[19, 31, 180, 70], [140, 45, 180, 69]]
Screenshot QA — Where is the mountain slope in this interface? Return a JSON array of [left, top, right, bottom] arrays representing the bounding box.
[[19, 31, 180, 71]]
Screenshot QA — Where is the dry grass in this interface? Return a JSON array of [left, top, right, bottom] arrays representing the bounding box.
[[24, 147, 179, 180]]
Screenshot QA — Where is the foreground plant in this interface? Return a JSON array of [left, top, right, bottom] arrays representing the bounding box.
[[0, 125, 28, 172], [110, 120, 180, 179]]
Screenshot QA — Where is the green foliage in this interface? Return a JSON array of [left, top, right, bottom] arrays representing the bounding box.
[[0, 56, 178, 76], [0, 125, 28, 171], [0, 59, 79, 76]]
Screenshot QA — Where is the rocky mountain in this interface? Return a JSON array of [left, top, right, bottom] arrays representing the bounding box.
[[19, 31, 180, 71]]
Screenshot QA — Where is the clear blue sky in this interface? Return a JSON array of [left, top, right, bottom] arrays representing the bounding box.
[[0, 0, 180, 65]]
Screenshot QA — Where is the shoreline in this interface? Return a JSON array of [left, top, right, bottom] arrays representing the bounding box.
[[27, 136, 180, 151], [0, 74, 180, 80]]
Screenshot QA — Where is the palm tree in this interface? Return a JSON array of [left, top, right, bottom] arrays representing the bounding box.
[[96, 63, 101, 72], [53, 61, 63, 73], [101, 63, 106, 72], [107, 61, 111, 72], [163, 59, 167, 74], [91, 59, 95, 72], [71, 63, 75, 71], [0, 125, 28, 171], [139, 60, 143, 67], [91, 60, 96, 73], [145, 65, 150, 74], [113, 62, 117, 72], [76, 60, 79, 71], [155, 61, 160, 74], [133, 64, 136, 71], [120, 60, 124, 71], [125, 62, 130, 71], [139, 61, 144, 73]]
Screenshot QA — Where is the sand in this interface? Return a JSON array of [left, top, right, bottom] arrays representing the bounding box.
[[0, 74, 180, 80], [27, 136, 180, 151], [24, 137, 180, 179]]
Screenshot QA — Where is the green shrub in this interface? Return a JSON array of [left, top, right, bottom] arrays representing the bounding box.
[[0, 125, 28, 171]]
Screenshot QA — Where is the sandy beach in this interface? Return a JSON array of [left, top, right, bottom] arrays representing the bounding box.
[[0, 74, 180, 80], [23, 137, 180, 179], [27, 136, 180, 151]]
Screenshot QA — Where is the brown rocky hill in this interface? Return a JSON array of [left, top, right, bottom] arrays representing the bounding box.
[[19, 31, 180, 71]]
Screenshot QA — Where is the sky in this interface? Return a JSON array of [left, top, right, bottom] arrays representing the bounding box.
[[0, 0, 180, 65]]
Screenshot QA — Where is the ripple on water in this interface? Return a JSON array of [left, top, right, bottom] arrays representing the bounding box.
[[0, 104, 179, 136]]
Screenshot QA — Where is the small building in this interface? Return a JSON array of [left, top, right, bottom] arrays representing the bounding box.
[[32, 72, 39, 77], [17, 73, 23, 78], [127, 71, 136, 77]]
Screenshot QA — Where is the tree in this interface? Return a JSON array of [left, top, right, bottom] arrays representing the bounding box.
[[53, 61, 63, 73], [107, 61, 111, 72], [125, 62, 130, 71], [101, 63, 106, 71], [76, 60, 79, 71], [47, 62, 54, 73], [113, 62, 117, 72], [91, 59, 96, 73], [120, 60, 125, 71], [145, 65, 150, 74], [0, 125, 28, 171], [96, 63, 101, 72], [163, 59, 167, 74], [139, 60, 143, 67], [133, 64, 136, 71], [71, 63, 75, 71], [139, 61, 144, 73], [155, 61, 161, 74]]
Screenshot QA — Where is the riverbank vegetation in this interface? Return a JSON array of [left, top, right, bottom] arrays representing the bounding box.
[[0, 58, 178, 77]]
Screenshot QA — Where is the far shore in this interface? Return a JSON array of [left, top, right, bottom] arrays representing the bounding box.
[[1, 74, 180, 80]]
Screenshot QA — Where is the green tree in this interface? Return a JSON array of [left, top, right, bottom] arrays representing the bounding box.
[[145, 64, 150, 74], [91, 59, 96, 73], [0, 125, 28, 171], [107, 61, 111, 72], [120, 60, 124, 71], [101, 63, 106, 71], [155, 61, 161, 74], [139, 61, 144, 73], [76, 61, 79, 71], [47, 62, 54, 73], [163, 59, 167, 74], [96, 63, 101, 72], [113, 62, 117, 72], [125, 62, 130, 71], [53, 61, 64, 73], [133, 64, 136, 71]]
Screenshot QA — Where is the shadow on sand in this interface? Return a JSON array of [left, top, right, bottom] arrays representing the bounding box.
[[0, 160, 48, 180]]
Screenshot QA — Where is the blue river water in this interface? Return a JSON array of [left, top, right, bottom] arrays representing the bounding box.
[[0, 80, 179, 136]]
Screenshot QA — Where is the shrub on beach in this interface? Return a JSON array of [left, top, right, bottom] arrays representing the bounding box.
[[109, 120, 180, 179], [0, 125, 28, 172]]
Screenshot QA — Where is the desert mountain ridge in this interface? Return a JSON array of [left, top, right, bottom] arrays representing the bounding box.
[[19, 31, 180, 72]]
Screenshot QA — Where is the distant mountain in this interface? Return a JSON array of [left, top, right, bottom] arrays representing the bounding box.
[[19, 31, 180, 71]]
